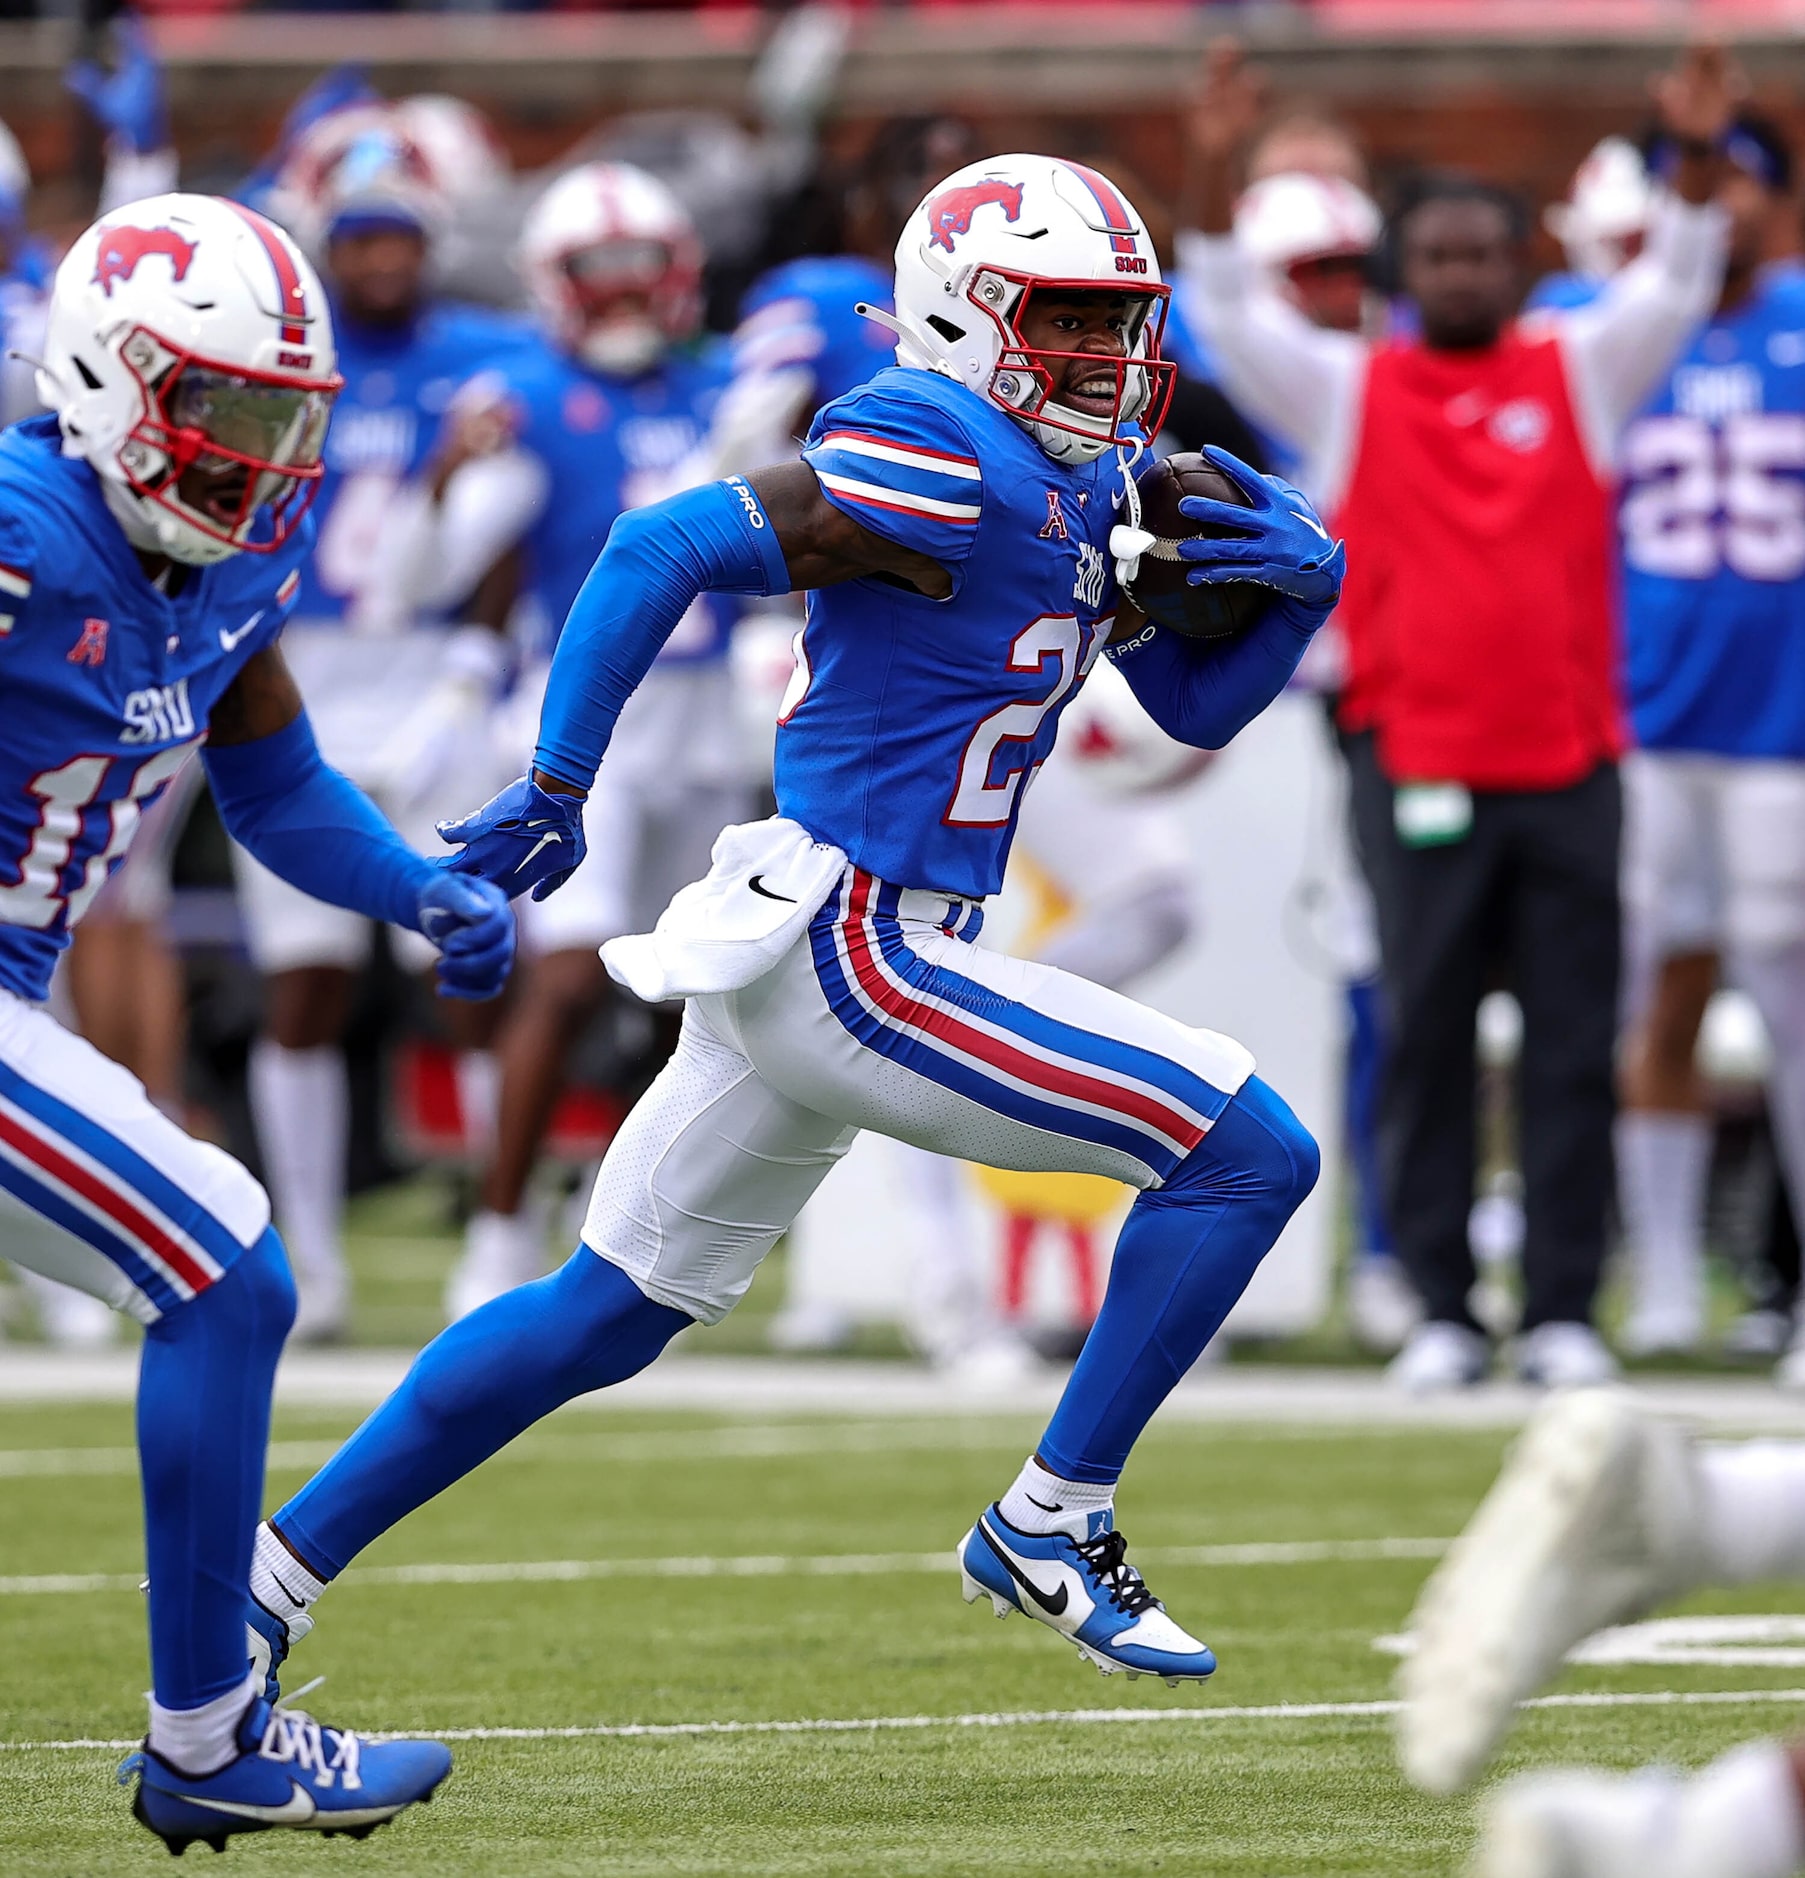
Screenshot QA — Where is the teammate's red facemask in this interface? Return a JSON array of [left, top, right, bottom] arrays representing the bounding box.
[[121, 329, 342, 553]]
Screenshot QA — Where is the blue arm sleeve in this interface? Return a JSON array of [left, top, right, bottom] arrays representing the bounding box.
[[533, 476, 791, 792], [1103, 599, 1325, 750], [203, 713, 439, 932]]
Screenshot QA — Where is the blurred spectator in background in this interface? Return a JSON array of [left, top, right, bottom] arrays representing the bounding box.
[[420, 162, 749, 1320], [231, 106, 532, 1341], [0, 119, 44, 428], [1182, 41, 1735, 1390], [1174, 87, 1416, 1356], [1593, 117, 1805, 1375]]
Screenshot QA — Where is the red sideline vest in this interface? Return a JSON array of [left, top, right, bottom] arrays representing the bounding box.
[[1333, 327, 1626, 791]]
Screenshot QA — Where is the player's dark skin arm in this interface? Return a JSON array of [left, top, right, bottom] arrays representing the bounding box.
[[205, 642, 307, 746]]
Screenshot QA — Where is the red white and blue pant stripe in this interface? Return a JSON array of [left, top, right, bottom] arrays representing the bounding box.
[[809, 868, 1229, 1183], [0, 1056, 232, 1320]]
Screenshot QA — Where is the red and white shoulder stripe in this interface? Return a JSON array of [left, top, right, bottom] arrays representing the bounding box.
[[806, 427, 983, 528]]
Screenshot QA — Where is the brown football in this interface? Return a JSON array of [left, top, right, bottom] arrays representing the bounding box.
[[1121, 453, 1272, 640]]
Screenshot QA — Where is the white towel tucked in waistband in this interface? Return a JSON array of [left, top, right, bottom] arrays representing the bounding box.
[[601, 816, 848, 1003]]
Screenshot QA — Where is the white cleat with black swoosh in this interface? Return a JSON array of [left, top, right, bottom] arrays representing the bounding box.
[[120, 1695, 450, 1855], [957, 1504, 1216, 1683]]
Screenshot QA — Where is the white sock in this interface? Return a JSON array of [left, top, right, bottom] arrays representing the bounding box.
[[147, 1669, 257, 1777], [455, 1049, 500, 1158], [248, 1041, 347, 1289], [249, 1519, 328, 1621], [997, 1457, 1116, 1535], [1614, 1110, 1710, 1324], [1697, 1442, 1805, 1584], [1672, 1739, 1805, 1878]]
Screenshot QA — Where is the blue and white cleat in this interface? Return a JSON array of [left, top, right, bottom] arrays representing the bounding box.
[[958, 1504, 1216, 1684], [245, 1594, 312, 1705], [120, 1695, 450, 1856]]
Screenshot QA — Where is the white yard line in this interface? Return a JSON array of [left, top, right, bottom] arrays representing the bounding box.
[[5, 1350, 1805, 1431], [0, 1536, 1448, 1599], [8, 1685, 1805, 1754]]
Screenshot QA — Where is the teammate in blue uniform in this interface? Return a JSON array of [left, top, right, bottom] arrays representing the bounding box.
[[237, 110, 533, 1339], [2, 193, 513, 1848], [244, 155, 1340, 1689], [429, 162, 759, 1314], [1606, 118, 1805, 1365]]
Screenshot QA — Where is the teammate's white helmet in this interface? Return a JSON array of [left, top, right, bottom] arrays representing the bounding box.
[[1545, 138, 1652, 283], [393, 95, 509, 208], [1234, 172, 1381, 278], [275, 104, 447, 252], [519, 162, 702, 377], [38, 193, 340, 566], [890, 153, 1173, 465]]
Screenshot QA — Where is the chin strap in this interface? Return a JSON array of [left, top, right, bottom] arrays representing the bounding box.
[[1110, 439, 1153, 588]]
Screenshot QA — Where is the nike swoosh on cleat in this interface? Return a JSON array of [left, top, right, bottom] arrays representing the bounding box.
[[185, 1782, 316, 1825], [747, 874, 797, 903], [979, 1523, 1069, 1616]]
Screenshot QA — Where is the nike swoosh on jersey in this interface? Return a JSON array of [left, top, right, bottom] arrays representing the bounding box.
[[185, 1783, 316, 1825], [747, 874, 797, 903], [979, 1523, 1070, 1616], [219, 612, 264, 652]]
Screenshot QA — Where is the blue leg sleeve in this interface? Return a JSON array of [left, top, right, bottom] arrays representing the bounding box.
[[139, 1226, 295, 1710], [1038, 1077, 1319, 1482], [275, 1249, 690, 1580]]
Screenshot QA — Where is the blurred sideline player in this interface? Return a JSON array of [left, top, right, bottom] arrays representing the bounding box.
[[1177, 101, 1416, 1356], [1527, 136, 1656, 315], [427, 163, 748, 1317], [0, 118, 45, 429], [1609, 121, 1805, 1365], [1401, 1390, 1805, 1878], [243, 153, 1340, 1696], [1184, 43, 1733, 1392], [234, 108, 531, 1340], [2, 193, 510, 1846]]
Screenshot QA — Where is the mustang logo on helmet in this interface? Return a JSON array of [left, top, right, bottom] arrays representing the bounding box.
[[924, 180, 1025, 254], [93, 225, 198, 298]]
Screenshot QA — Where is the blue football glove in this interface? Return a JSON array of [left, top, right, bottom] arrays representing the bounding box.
[[1176, 446, 1347, 612], [417, 874, 516, 1002], [436, 776, 587, 903], [65, 15, 168, 155]]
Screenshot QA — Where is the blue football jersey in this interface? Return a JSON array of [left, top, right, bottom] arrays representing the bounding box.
[[499, 335, 737, 662], [1619, 267, 1805, 756], [298, 299, 533, 625], [1523, 270, 1606, 315], [781, 368, 1123, 899], [734, 256, 896, 426], [0, 417, 309, 1001]]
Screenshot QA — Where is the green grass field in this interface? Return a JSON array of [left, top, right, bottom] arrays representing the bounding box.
[[4, 1397, 1805, 1876]]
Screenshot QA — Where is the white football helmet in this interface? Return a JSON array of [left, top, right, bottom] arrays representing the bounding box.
[[519, 162, 703, 378], [1545, 138, 1652, 283], [1235, 172, 1381, 279], [393, 95, 509, 209], [275, 104, 448, 252], [889, 153, 1173, 465], [38, 192, 340, 566]]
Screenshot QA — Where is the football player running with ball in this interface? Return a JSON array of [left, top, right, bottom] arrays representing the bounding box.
[[244, 156, 1341, 1693], [0, 196, 515, 1847]]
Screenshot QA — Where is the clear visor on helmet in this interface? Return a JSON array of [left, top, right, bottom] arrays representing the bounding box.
[[165, 368, 333, 476]]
